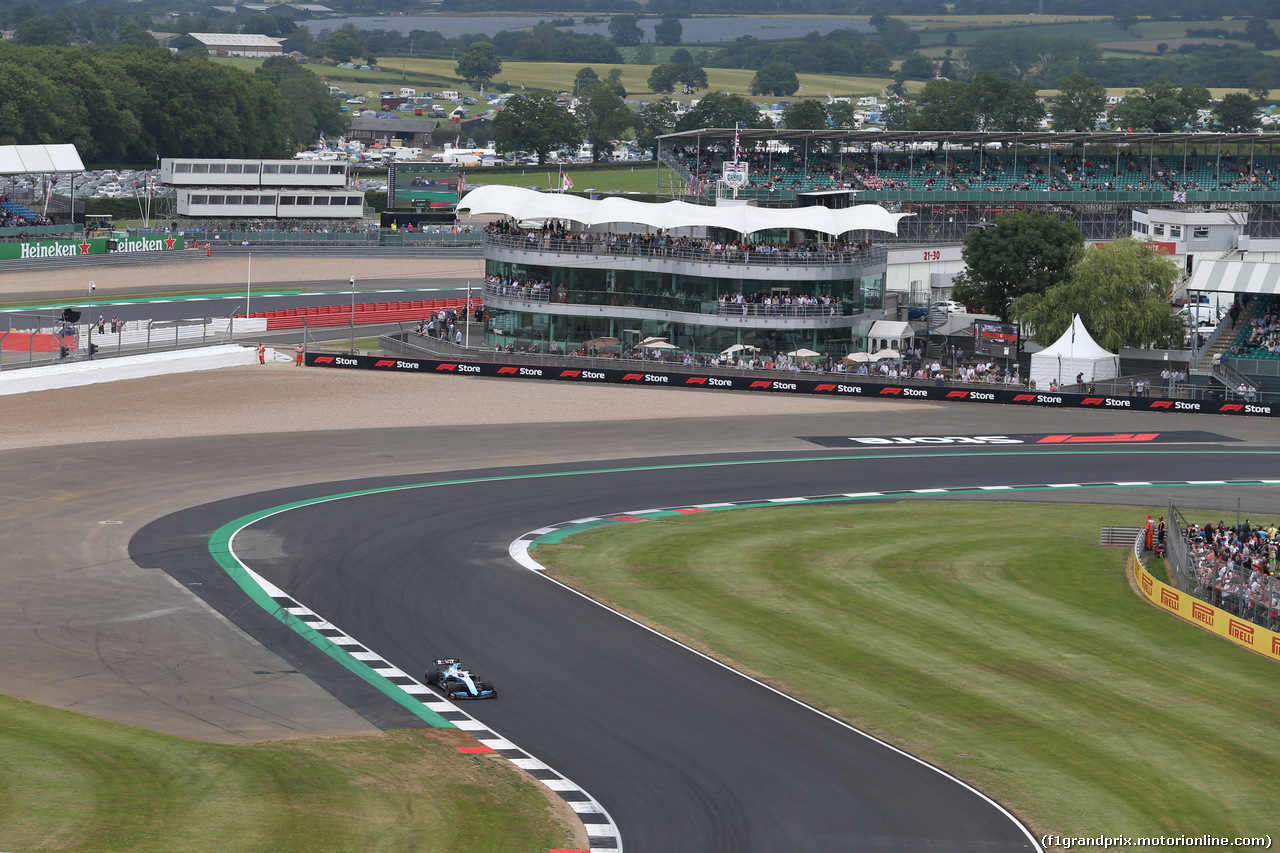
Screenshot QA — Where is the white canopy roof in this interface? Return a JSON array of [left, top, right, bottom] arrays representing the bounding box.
[[0, 144, 84, 175], [1029, 314, 1120, 386], [1187, 260, 1280, 295], [457, 185, 908, 236]]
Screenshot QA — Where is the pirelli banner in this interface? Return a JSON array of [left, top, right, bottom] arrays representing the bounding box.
[[1133, 561, 1280, 662], [305, 353, 1279, 419]]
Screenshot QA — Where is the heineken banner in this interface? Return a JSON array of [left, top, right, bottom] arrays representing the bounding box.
[[0, 235, 185, 261]]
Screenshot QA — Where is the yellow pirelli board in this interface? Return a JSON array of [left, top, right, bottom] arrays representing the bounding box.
[[1134, 559, 1280, 662]]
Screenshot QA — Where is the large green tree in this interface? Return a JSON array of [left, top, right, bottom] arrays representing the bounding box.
[[635, 97, 678, 151], [673, 91, 770, 133], [255, 55, 347, 150], [1010, 238, 1183, 349], [577, 81, 632, 162], [749, 61, 799, 97], [608, 15, 643, 47], [493, 93, 580, 165], [1051, 71, 1106, 132], [782, 100, 828, 130], [654, 17, 682, 46], [1214, 92, 1261, 132], [1110, 77, 1196, 132], [969, 71, 1044, 131], [455, 41, 501, 87], [950, 210, 1085, 322], [647, 62, 706, 94], [911, 78, 976, 131], [14, 16, 69, 46]]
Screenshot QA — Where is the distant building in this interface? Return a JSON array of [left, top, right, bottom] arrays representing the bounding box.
[[349, 117, 439, 149], [170, 32, 284, 57]]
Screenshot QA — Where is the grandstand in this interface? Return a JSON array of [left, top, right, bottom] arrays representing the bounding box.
[[658, 130, 1280, 243]]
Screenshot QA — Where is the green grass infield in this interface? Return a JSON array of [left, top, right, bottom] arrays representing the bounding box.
[[533, 501, 1280, 842], [0, 695, 577, 852]]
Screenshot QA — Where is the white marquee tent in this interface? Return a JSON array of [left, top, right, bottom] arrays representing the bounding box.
[[1029, 314, 1120, 388], [457, 185, 909, 236]]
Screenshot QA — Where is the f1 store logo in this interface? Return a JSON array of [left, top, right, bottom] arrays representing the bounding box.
[[749, 380, 772, 389], [374, 360, 397, 368], [313, 356, 335, 364], [880, 387, 903, 395], [622, 373, 645, 381], [1220, 404, 1244, 412], [497, 366, 519, 375], [686, 377, 708, 385]]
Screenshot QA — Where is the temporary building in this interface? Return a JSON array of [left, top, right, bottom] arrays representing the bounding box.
[[1028, 314, 1119, 388]]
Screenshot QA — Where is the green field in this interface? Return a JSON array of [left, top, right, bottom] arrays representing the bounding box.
[[459, 163, 682, 194], [534, 501, 1280, 842], [0, 696, 577, 852]]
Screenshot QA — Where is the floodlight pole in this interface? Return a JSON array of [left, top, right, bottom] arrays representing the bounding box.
[[87, 280, 95, 359]]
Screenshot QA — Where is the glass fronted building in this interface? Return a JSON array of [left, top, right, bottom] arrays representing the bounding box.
[[461, 185, 904, 358]]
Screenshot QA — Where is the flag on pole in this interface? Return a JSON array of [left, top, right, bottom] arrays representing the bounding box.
[[561, 172, 574, 191], [458, 168, 466, 194], [1173, 190, 1187, 203], [733, 122, 741, 164]]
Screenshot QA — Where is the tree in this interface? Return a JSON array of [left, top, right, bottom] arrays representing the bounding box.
[[14, 16, 69, 46], [969, 71, 1044, 131], [635, 44, 655, 65], [455, 41, 501, 87], [674, 91, 770, 133], [575, 66, 599, 94], [654, 17, 682, 46], [1214, 92, 1261, 132], [950, 210, 1085, 322], [1249, 71, 1273, 102], [577, 81, 632, 162], [749, 61, 799, 97], [826, 100, 860, 129], [635, 97, 678, 150], [1052, 71, 1106, 132], [782, 100, 828, 129], [1010, 238, 1183, 350], [256, 55, 346, 150], [1178, 83, 1211, 128], [898, 53, 934, 81], [870, 14, 919, 55], [1247, 16, 1280, 51], [648, 62, 706, 94], [880, 97, 917, 131], [1109, 77, 1195, 132], [493, 93, 580, 165], [911, 78, 976, 131], [670, 47, 693, 64], [608, 15, 643, 48]]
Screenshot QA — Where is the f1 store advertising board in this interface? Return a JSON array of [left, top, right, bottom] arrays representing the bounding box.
[[306, 352, 1278, 419]]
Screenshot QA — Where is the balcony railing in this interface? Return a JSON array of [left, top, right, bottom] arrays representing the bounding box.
[[481, 282, 853, 318], [483, 232, 886, 269]]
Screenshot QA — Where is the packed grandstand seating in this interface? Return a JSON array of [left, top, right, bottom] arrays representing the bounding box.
[[1223, 296, 1280, 359], [483, 220, 872, 262], [1187, 518, 1280, 632], [667, 146, 1280, 195], [0, 198, 55, 231]]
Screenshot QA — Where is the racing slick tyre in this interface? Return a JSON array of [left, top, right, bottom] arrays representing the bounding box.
[[424, 669, 439, 686]]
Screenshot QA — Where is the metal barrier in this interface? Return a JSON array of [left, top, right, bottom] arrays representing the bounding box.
[[0, 314, 249, 370], [1101, 526, 1144, 546], [480, 282, 850, 318]]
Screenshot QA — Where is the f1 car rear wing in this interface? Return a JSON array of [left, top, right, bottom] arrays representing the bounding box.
[[434, 658, 460, 665]]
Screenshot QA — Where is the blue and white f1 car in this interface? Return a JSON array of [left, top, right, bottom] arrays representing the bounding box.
[[425, 659, 497, 699]]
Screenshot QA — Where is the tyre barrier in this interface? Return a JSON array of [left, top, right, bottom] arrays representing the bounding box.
[[305, 352, 1279, 419]]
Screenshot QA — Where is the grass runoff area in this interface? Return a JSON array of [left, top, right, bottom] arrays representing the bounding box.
[[0, 697, 576, 852], [535, 501, 1280, 842]]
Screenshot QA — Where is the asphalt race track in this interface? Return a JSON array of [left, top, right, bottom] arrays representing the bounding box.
[[124, 409, 1280, 853]]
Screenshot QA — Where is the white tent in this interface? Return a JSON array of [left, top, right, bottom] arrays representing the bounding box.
[[867, 320, 915, 355], [1029, 314, 1119, 389]]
